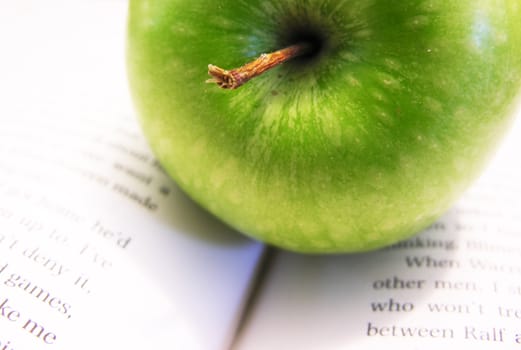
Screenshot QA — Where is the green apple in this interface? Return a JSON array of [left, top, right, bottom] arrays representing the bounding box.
[[127, 0, 521, 253]]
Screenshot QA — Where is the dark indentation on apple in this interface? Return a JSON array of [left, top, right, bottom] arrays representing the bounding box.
[[277, 23, 330, 66]]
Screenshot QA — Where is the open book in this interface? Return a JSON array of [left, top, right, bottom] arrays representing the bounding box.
[[1, 1, 520, 349]]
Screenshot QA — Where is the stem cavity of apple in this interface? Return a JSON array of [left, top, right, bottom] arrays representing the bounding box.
[[206, 43, 311, 90]]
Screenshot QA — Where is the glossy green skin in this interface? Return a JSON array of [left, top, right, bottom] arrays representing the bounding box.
[[128, 0, 521, 253]]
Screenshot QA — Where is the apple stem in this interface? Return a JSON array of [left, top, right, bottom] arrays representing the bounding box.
[[206, 43, 311, 90]]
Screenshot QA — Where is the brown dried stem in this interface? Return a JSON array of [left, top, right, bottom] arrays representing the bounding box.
[[206, 43, 310, 90]]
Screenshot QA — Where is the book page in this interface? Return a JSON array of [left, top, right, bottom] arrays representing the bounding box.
[[0, 1, 264, 349], [234, 108, 521, 349]]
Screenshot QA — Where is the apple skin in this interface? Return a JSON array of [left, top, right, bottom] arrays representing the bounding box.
[[127, 0, 521, 253]]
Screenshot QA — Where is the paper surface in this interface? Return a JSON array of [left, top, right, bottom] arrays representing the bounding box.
[[0, 1, 264, 349]]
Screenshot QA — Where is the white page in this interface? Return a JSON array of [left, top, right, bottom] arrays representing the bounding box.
[[0, 1, 264, 349], [234, 108, 521, 348]]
